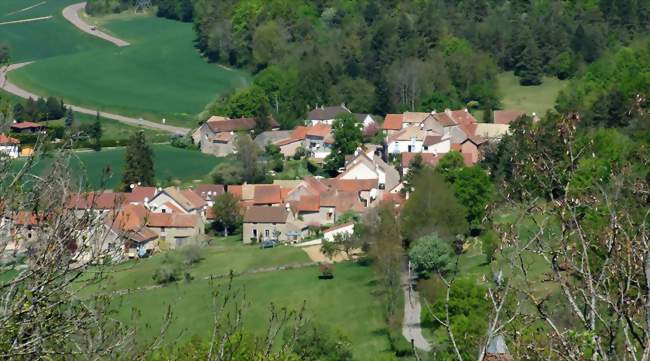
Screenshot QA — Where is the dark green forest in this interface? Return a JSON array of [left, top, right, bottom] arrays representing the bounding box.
[[85, 0, 650, 128]]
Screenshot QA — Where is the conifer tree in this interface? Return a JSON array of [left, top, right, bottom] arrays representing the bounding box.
[[517, 38, 543, 86], [123, 131, 154, 189], [64, 107, 75, 128]]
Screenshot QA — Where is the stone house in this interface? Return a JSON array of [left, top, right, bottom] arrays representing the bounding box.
[[242, 206, 306, 244], [193, 116, 279, 156], [0, 133, 20, 158]]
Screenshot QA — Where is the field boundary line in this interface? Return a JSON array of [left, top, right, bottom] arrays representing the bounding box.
[[0, 16, 51, 25], [6, 1, 47, 16]]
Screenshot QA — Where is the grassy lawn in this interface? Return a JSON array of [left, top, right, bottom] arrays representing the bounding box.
[[81, 236, 312, 294], [9, 13, 251, 125], [106, 262, 391, 360], [274, 159, 312, 180], [13, 144, 224, 189], [497, 71, 568, 116], [0, 0, 109, 62], [45, 112, 170, 143]]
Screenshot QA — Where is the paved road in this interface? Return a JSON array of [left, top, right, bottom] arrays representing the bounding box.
[[62, 2, 130, 47], [0, 63, 190, 135], [402, 263, 432, 352]]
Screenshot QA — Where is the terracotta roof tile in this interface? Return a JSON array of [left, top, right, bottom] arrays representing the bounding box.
[[11, 122, 44, 130], [292, 195, 320, 212], [195, 184, 225, 200], [127, 186, 156, 203], [434, 112, 457, 127], [306, 123, 332, 138], [403, 112, 429, 124], [383, 114, 403, 130], [290, 126, 309, 139], [450, 109, 477, 126], [0, 133, 20, 145], [228, 185, 243, 199], [494, 110, 525, 125], [401, 152, 444, 168], [244, 206, 289, 223], [423, 135, 444, 146], [253, 185, 283, 205], [67, 192, 127, 210]]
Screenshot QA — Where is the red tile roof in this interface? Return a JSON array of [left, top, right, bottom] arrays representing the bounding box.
[[127, 186, 156, 203], [292, 195, 320, 212], [423, 135, 444, 146], [244, 206, 289, 223], [13, 211, 39, 226], [306, 123, 332, 138], [67, 192, 127, 210], [330, 179, 378, 193], [11, 122, 44, 130], [383, 114, 403, 130], [434, 112, 457, 127], [228, 185, 243, 199], [253, 185, 283, 205], [494, 110, 525, 125], [450, 109, 477, 126], [290, 126, 309, 139], [276, 138, 302, 147], [401, 152, 444, 168], [0, 133, 19, 145]]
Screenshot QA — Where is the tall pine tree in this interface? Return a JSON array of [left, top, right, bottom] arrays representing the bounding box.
[[123, 131, 154, 189], [64, 107, 75, 128], [517, 38, 543, 86]]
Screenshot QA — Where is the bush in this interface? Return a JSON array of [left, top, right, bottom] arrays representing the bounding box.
[[388, 328, 412, 356], [408, 233, 453, 278], [179, 244, 203, 265], [152, 263, 181, 284]]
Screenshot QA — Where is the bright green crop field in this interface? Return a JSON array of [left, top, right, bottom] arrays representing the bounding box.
[[8, 12, 250, 125], [0, 0, 109, 62], [13, 144, 224, 189]]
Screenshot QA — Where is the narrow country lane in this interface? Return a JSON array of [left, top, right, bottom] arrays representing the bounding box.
[[62, 2, 130, 47], [402, 262, 432, 352], [0, 63, 190, 135]]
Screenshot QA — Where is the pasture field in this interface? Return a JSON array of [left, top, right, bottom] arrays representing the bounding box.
[[9, 14, 251, 125], [46, 112, 170, 143], [13, 144, 223, 189], [79, 238, 392, 360], [497, 71, 568, 116], [0, 0, 108, 62]]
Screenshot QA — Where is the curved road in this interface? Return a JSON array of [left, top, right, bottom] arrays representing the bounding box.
[[0, 63, 189, 135], [62, 2, 130, 47], [402, 264, 432, 352]]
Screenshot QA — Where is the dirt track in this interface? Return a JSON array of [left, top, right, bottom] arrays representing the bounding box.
[[62, 2, 130, 47], [0, 63, 189, 135]]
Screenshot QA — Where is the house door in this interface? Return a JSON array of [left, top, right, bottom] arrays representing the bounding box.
[[407, 145, 413, 152], [253, 229, 257, 239]]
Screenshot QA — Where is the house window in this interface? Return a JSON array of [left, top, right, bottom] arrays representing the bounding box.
[[424, 146, 428, 151], [253, 229, 257, 238], [162, 209, 167, 213], [175, 237, 188, 247], [265, 229, 270, 238], [161, 227, 166, 235]]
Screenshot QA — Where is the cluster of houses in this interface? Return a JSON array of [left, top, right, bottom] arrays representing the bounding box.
[[2, 105, 527, 260], [0, 122, 47, 158]]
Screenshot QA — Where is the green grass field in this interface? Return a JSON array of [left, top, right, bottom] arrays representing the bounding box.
[[14, 144, 224, 189], [9, 12, 250, 125], [0, 0, 109, 62], [77, 238, 393, 360], [497, 71, 568, 116], [45, 112, 170, 143]]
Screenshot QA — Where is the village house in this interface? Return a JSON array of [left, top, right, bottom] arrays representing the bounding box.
[[193, 115, 279, 156], [338, 148, 400, 192], [242, 205, 307, 244], [194, 184, 225, 207], [0, 133, 20, 158], [105, 204, 203, 258], [305, 123, 334, 159], [10, 121, 45, 134], [148, 186, 207, 217], [322, 221, 355, 242], [307, 104, 351, 125]]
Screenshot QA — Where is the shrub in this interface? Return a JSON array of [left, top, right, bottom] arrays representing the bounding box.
[[152, 263, 181, 284], [408, 233, 453, 278], [179, 244, 203, 265]]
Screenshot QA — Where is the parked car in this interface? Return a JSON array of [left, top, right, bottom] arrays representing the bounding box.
[[260, 240, 277, 249]]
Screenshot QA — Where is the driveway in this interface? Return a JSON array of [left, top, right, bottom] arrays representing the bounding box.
[[1, 63, 190, 135], [62, 2, 130, 47], [402, 262, 432, 352]]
